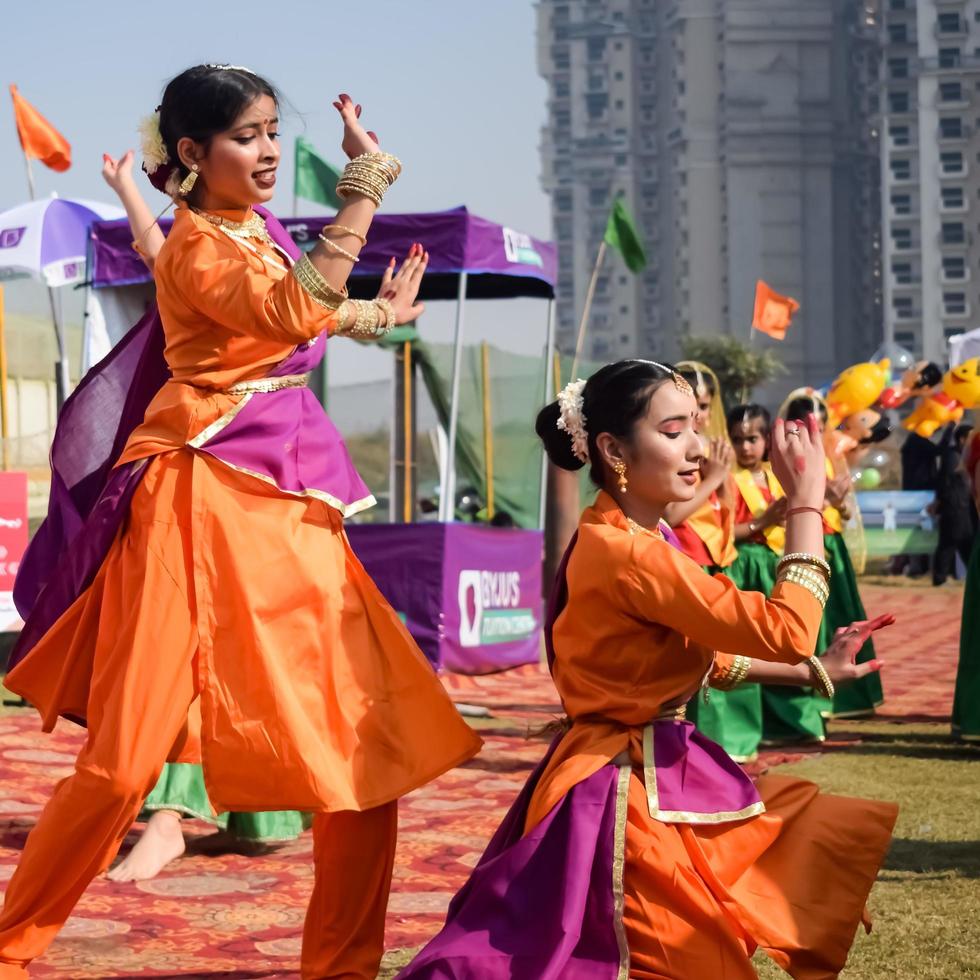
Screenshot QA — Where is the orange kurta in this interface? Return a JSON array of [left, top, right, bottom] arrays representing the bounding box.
[[528, 493, 897, 979], [7, 203, 481, 814]]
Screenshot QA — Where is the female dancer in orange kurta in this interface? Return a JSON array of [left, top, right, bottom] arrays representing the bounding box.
[[401, 360, 896, 979], [0, 66, 480, 979]]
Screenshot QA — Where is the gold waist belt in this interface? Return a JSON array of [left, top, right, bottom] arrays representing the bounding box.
[[226, 373, 310, 395], [576, 704, 688, 727]]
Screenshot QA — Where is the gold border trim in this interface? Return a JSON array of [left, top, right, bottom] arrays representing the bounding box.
[[642, 723, 767, 824], [187, 392, 254, 449], [199, 451, 376, 518], [612, 764, 631, 980]]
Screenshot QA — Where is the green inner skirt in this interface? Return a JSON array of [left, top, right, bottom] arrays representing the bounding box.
[[687, 543, 770, 761], [952, 534, 980, 740], [762, 533, 882, 743], [141, 763, 311, 842]]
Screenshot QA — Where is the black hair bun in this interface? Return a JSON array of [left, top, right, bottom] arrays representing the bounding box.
[[535, 401, 586, 472]]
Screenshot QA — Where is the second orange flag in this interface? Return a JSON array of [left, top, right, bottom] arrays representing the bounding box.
[[751, 279, 799, 340], [9, 84, 71, 172]]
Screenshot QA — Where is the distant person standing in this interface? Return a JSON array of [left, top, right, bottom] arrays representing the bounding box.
[[952, 423, 980, 741], [933, 424, 977, 585]]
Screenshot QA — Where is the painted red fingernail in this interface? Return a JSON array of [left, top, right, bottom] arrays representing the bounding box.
[[333, 102, 342, 110], [367, 131, 378, 143], [102, 154, 111, 163], [340, 92, 351, 101]]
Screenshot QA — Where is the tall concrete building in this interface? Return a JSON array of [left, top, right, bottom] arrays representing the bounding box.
[[880, 0, 980, 364], [537, 0, 883, 389]]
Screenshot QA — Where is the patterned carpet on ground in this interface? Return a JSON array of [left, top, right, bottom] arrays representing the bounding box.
[[0, 582, 962, 978]]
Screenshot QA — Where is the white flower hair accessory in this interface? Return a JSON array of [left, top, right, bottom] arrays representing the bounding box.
[[557, 378, 590, 463], [138, 111, 169, 175]]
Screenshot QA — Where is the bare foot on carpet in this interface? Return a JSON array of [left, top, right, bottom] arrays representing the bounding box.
[[106, 809, 186, 882]]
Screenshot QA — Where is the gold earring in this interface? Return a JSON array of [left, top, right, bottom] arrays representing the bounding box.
[[613, 460, 628, 493], [178, 165, 199, 197]]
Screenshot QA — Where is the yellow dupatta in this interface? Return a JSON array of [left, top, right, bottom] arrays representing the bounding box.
[[683, 477, 738, 568], [822, 458, 843, 534], [733, 463, 786, 554]]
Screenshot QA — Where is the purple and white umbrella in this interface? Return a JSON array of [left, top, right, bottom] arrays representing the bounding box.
[[0, 196, 124, 287]]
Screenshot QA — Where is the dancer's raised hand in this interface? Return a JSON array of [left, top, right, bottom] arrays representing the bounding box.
[[378, 244, 429, 325], [771, 414, 826, 507], [102, 150, 136, 193], [332, 93, 380, 160]]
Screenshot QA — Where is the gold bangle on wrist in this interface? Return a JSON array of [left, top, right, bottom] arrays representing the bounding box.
[[807, 656, 835, 699], [374, 297, 396, 331], [777, 552, 831, 581], [335, 299, 395, 341]]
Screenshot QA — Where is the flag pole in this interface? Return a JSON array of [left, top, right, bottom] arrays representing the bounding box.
[[0, 286, 9, 470], [570, 239, 606, 379], [481, 340, 495, 520]]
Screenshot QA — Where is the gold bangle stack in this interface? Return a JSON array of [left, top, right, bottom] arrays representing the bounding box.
[[336, 151, 402, 207], [807, 656, 835, 699], [291, 254, 349, 311], [321, 223, 367, 246], [714, 654, 752, 691], [335, 298, 395, 341], [775, 550, 831, 609], [777, 552, 832, 580], [780, 566, 830, 608]]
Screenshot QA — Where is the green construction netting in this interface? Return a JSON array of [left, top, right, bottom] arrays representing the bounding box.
[[411, 341, 601, 528]]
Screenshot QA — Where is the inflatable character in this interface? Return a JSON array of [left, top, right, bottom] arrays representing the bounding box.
[[826, 359, 891, 427], [879, 361, 942, 410], [903, 357, 980, 438]]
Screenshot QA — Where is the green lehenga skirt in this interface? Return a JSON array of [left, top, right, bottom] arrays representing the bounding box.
[[687, 543, 769, 762], [141, 763, 311, 842], [762, 533, 883, 743], [952, 534, 980, 741]]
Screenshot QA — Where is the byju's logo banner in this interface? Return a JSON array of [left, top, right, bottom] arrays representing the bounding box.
[[458, 569, 537, 647]]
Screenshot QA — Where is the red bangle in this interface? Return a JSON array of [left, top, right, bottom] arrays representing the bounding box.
[[786, 506, 824, 518]]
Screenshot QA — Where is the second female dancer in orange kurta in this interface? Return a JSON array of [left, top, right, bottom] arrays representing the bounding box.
[[0, 66, 480, 979], [400, 360, 897, 979]]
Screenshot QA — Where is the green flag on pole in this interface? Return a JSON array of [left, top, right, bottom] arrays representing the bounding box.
[[294, 136, 343, 209], [603, 197, 647, 273]]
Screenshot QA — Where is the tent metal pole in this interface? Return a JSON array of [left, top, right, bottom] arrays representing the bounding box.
[[538, 298, 556, 529], [441, 272, 468, 521]]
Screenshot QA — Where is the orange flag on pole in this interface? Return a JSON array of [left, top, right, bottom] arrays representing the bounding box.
[[751, 279, 799, 340], [9, 85, 71, 172]]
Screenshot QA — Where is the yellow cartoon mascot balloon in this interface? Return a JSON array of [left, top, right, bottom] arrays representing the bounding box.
[[903, 357, 980, 438]]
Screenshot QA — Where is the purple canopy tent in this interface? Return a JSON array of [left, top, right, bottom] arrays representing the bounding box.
[[90, 205, 559, 528]]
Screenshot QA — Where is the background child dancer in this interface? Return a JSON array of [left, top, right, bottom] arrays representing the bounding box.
[[668, 364, 760, 760]]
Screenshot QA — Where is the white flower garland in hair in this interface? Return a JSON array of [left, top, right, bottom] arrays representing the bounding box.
[[138, 111, 169, 174], [557, 378, 590, 463]]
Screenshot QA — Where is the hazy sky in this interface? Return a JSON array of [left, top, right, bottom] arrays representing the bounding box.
[[1, 0, 555, 384]]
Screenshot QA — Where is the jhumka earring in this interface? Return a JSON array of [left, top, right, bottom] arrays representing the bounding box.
[[613, 460, 628, 493], [179, 165, 200, 197]]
